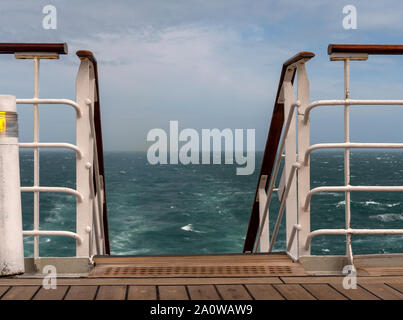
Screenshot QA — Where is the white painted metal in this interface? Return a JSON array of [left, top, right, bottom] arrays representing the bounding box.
[[252, 101, 300, 253], [268, 162, 301, 252], [19, 142, 83, 158], [283, 79, 298, 258], [33, 57, 40, 260], [0, 95, 25, 276], [255, 54, 403, 264], [21, 186, 84, 201], [305, 228, 403, 251], [343, 59, 353, 265], [305, 185, 403, 210], [287, 224, 301, 253], [329, 53, 368, 61], [296, 62, 311, 257], [6, 54, 106, 259], [75, 59, 95, 257], [257, 175, 269, 252], [303, 143, 403, 166], [16, 98, 82, 117], [23, 230, 83, 244], [86, 99, 105, 255], [303, 99, 403, 124]]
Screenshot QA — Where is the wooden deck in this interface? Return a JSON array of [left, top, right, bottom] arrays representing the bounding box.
[[1, 253, 403, 300]]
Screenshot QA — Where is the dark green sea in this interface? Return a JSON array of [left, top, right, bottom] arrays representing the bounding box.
[[20, 150, 403, 257]]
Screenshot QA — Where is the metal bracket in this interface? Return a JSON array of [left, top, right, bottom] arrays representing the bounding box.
[[15, 52, 59, 60], [330, 53, 368, 61]]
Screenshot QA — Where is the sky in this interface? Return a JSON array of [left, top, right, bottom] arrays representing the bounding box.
[[1, 0, 403, 151]]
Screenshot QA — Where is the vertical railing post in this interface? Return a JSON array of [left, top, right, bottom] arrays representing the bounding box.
[[75, 58, 94, 257], [297, 62, 311, 257], [282, 74, 298, 258], [33, 57, 40, 261], [343, 58, 353, 265], [0, 95, 25, 276]]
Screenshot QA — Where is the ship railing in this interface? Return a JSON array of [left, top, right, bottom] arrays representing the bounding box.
[[243, 51, 315, 254], [245, 44, 403, 265], [0, 43, 109, 264]]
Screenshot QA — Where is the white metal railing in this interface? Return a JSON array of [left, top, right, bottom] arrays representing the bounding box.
[[254, 50, 403, 265], [14, 53, 106, 261]]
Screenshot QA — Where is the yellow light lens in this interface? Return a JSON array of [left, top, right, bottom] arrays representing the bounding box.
[[0, 112, 6, 133]]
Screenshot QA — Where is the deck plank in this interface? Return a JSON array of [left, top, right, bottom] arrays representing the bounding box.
[[64, 286, 97, 300], [33, 286, 69, 300], [128, 286, 157, 300], [273, 284, 315, 300], [330, 284, 380, 300], [96, 285, 127, 300], [159, 286, 189, 300], [0, 276, 282, 286], [302, 284, 347, 300], [282, 276, 403, 284], [216, 285, 252, 300], [187, 285, 220, 300], [1, 286, 39, 300], [0, 286, 9, 298], [387, 283, 403, 293], [360, 283, 403, 300], [245, 284, 284, 300]]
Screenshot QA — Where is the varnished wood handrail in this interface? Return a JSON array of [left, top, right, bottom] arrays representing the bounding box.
[[243, 51, 315, 253], [328, 44, 403, 55], [77, 50, 110, 255], [0, 43, 68, 54]]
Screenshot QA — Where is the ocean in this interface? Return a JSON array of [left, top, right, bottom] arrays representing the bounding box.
[[19, 150, 403, 257]]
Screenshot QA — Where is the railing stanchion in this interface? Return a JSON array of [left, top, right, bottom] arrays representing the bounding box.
[[0, 95, 25, 276], [296, 62, 311, 258], [33, 57, 40, 261], [283, 77, 298, 257], [75, 58, 93, 257], [343, 58, 354, 265]]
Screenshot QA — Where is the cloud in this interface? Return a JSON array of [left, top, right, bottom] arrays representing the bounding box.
[[2, 0, 403, 150]]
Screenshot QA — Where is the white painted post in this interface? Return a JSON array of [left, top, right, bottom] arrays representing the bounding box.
[[0, 95, 25, 276], [75, 59, 94, 257], [258, 175, 269, 252], [282, 78, 298, 259], [297, 62, 311, 257]]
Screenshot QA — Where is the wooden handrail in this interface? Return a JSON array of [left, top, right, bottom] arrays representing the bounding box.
[[0, 43, 67, 54], [243, 51, 314, 253], [76, 50, 110, 255], [328, 44, 403, 55]]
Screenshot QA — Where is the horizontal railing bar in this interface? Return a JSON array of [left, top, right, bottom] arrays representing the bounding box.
[[305, 228, 403, 250], [303, 99, 403, 123], [303, 143, 403, 165], [21, 186, 84, 202], [252, 102, 300, 252], [328, 44, 403, 55], [19, 142, 82, 158], [305, 186, 403, 210], [0, 43, 68, 54], [23, 230, 83, 244], [16, 98, 82, 117]]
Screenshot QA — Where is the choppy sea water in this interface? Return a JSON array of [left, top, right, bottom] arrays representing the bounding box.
[[19, 150, 403, 257]]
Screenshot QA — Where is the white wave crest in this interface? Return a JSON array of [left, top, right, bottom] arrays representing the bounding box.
[[369, 213, 403, 222]]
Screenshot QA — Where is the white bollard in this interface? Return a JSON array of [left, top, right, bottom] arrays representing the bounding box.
[[0, 95, 25, 276]]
